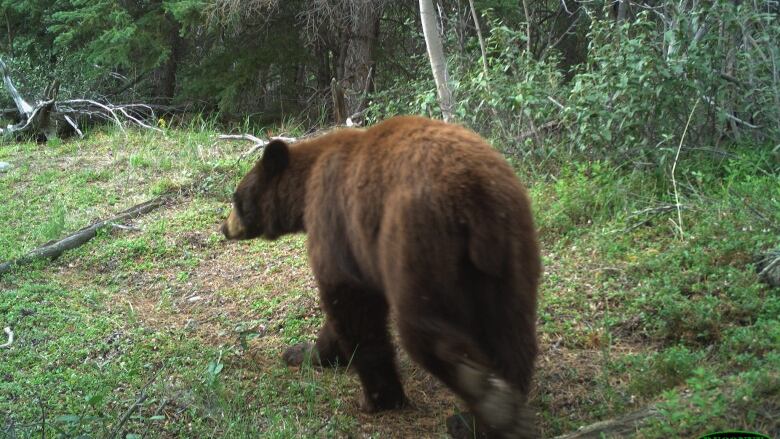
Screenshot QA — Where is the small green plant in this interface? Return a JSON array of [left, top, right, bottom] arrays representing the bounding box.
[[204, 352, 225, 388]]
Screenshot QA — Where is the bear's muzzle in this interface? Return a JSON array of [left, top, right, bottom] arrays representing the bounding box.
[[221, 209, 245, 240]]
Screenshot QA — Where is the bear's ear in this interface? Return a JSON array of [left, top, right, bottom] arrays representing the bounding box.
[[261, 139, 290, 176]]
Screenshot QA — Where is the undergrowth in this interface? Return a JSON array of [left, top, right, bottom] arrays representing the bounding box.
[[0, 126, 778, 438]]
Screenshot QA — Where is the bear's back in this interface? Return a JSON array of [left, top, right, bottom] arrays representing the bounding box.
[[302, 116, 537, 289]]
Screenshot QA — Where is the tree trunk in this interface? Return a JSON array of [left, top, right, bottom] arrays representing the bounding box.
[[158, 18, 183, 102], [616, 0, 629, 22], [331, 78, 347, 125], [4, 13, 14, 57], [521, 0, 533, 54], [314, 39, 332, 92], [468, 0, 489, 79], [341, 6, 381, 119], [419, 0, 454, 122]]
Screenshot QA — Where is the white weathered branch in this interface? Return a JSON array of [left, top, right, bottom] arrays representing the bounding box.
[[63, 99, 126, 134], [0, 57, 33, 117], [420, 0, 454, 122], [1, 57, 162, 140], [0, 327, 13, 348], [219, 134, 297, 159], [700, 94, 761, 129]]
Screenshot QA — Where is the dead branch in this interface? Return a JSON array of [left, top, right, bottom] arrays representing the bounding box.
[[0, 56, 162, 140], [104, 369, 161, 439], [0, 326, 13, 348], [701, 94, 760, 129], [552, 406, 660, 439], [0, 196, 169, 277], [670, 98, 700, 240], [625, 203, 690, 232], [516, 120, 561, 143], [757, 249, 780, 288], [218, 133, 298, 160], [0, 57, 32, 118], [468, 0, 489, 80]]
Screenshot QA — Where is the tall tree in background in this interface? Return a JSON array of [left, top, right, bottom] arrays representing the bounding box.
[[419, 0, 453, 122], [301, 0, 385, 123]]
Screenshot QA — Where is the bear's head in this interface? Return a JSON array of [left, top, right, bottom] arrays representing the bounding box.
[[221, 139, 293, 241]]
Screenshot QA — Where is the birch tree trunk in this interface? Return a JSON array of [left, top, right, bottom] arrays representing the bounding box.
[[419, 0, 454, 122], [468, 0, 489, 80]]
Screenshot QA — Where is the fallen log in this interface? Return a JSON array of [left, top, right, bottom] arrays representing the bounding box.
[[0, 196, 169, 277], [551, 406, 660, 439]]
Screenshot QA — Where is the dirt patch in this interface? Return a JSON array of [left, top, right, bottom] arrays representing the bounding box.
[[49, 197, 656, 438]]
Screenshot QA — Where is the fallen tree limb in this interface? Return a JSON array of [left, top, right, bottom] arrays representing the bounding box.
[[218, 133, 298, 160], [1, 56, 162, 140], [517, 120, 561, 143], [757, 248, 780, 287], [104, 367, 162, 439], [552, 406, 660, 439], [0, 326, 13, 348], [0, 196, 169, 277], [0, 57, 33, 119]]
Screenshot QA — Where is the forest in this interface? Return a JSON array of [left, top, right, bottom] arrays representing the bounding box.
[[1, 0, 779, 438]]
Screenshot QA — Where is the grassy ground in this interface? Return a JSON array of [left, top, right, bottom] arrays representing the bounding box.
[[0, 125, 778, 438]]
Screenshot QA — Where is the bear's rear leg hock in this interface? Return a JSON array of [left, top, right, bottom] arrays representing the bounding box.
[[400, 320, 537, 438]]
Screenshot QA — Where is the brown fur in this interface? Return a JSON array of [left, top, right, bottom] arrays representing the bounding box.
[[222, 116, 541, 438]]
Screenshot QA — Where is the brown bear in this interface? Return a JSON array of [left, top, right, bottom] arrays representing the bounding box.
[[221, 116, 541, 439]]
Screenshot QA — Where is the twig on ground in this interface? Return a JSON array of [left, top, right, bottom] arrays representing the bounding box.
[[0, 326, 13, 348], [109, 223, 142, 232], [140, 398, 168, 439], [516, 120, 561, 143], [624, 204, 691, 232], [39, 395, 46, 439], [104, 370, 160, 439], [218, 134, 298, 160], [309, 415, 333, 437], [552, 405, 660, 439], [548, 96, 566, 110], [727, 186, 779, 233]]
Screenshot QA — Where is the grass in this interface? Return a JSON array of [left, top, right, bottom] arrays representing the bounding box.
[[0, 126, 778, 438]]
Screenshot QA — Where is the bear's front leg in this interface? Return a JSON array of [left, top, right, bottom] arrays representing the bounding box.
[[322, 284, 406, 412], [283, 318, 348, 368]]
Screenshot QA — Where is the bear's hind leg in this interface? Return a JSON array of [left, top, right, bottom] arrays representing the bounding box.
[[283, 318, 349, 368], [397, 317, 537, 439], [322, 285, 406, 412]]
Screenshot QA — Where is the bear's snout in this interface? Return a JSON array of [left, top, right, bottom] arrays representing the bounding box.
[[221, 209, 246, 240]]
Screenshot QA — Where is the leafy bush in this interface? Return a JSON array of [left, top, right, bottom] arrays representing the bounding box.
[[563, 13, 692, 158]]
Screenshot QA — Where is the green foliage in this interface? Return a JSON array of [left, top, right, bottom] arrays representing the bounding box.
[[564, 13, 692, 156], [367, 2, 779, 163], [3, 0, 778, 143], [1, 125, 778, 437], [533, 145, 779, 434]]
